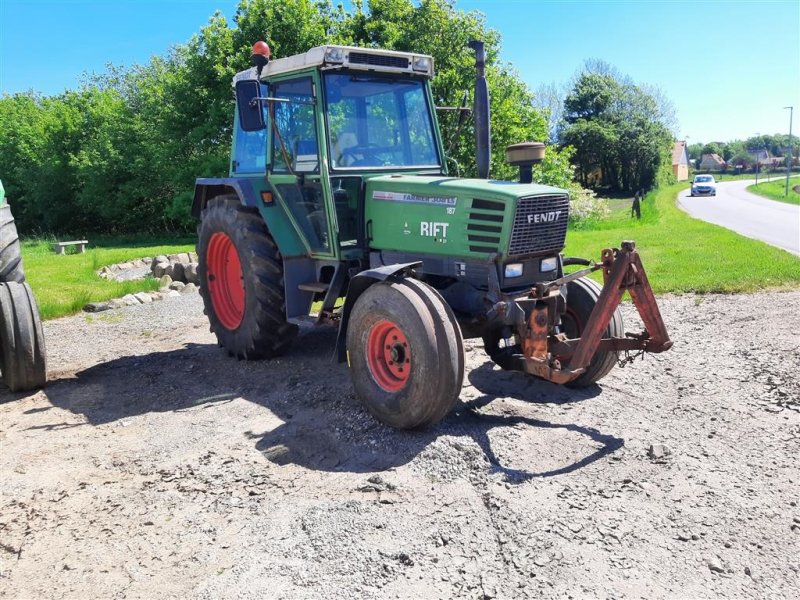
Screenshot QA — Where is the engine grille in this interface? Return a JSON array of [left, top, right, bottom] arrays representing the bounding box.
[[508, 194, 569, 256], [349, 52, 410, 70]]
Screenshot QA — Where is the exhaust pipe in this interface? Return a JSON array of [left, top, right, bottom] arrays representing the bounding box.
[[469, 40, 490, 179]]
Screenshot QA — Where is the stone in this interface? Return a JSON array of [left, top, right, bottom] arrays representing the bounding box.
[[169, 281, 186, 291], [133, 292, 152, 304], [108, 298, 126, 309], [648, 443, 672, 460], [165, 290, 181, 298], [117, 262, 134, 270], [189, 251, 198, 262], [177, 252, 192, 264], [152, 262, 169, 278], [132, 259, 145, 268], [83, 302, 110, 313], [143, 257, 153, 264], [707, 556, 725, 573], [182, 283, 197, 294], [121, 294, 139, 306], [171, 262, 185, 282], [159, 275, 173, 288], [183, 263, 199, 285]]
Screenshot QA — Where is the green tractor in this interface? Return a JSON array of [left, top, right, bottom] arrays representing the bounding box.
[[0, 179, 47, 392], [193, 41, 671, 428]]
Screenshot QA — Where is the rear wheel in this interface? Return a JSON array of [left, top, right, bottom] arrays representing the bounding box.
[[0, 204, 25, 283], [0, 282, 46, 392], [561, 277, 624, 388], [346, 279, 463, 429], [197, 196, 297, 359]]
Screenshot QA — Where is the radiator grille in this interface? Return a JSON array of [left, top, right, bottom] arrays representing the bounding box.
[[467, 198, 505, 254], [508, 194, 569, 256], [349, 52, 410, 69]]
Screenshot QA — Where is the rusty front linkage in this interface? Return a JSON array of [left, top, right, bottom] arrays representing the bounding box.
[[515, 240, 673, 384]]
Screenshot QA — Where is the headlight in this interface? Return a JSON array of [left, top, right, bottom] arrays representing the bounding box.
[[325, 47, 345, 63], [412, 56, 431, 73], [504, 263, 523, 278], [540, 257, 558, 272]]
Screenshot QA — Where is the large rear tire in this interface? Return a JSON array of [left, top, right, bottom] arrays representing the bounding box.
[[197, 196, 297, 359], [561, 277, 624, 388], [346, 279, 463, 429], [0, 282, 47, 392], [0, 204, 25, 283]]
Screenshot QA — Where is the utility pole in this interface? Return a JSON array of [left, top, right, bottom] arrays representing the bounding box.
[[785, 106, 794, 197]]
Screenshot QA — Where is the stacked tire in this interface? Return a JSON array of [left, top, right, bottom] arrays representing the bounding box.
[[0, 202, 46, 392]]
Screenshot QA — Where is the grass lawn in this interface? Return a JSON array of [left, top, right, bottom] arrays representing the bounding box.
[[23, 235, 195, 320], [565, 182, 800, 293], [746, 176, 800, 205]]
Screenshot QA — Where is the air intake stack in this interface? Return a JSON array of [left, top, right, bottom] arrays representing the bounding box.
[[469, 40, 491, 179]]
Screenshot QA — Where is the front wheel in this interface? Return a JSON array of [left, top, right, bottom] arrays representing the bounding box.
[[560, 277, 624, 388], [346, 279, 464, 429], [197, 196, 297, 359]]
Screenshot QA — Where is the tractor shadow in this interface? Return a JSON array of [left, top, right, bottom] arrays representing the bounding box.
[[39, 328, 623, 481]]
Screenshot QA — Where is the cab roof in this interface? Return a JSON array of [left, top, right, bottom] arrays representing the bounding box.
[[233, 45, 434, 85]]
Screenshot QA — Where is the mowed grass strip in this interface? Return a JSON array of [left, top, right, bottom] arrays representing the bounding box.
[[746, 176, 800, 205], [565, 182, 800, 293], [22, 236, 196, 319]]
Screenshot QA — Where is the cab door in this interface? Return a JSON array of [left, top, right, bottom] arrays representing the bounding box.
[[266, 75, 335, 258]]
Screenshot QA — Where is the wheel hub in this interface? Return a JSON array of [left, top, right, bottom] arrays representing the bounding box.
[[206, 232, 245, 330], [367, 319, 411, 392]]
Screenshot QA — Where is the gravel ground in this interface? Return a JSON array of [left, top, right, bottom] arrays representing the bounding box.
[[1, 289, 799, 599]]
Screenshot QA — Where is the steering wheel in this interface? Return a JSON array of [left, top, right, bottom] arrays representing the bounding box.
[[341, 144, 386, 167]]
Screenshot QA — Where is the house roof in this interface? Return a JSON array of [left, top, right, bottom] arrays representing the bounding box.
[[672, 141, 689, 165], [701, 153, 726, 165]]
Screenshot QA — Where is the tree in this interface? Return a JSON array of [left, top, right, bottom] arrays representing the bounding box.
[[560, 67, 674, 193]]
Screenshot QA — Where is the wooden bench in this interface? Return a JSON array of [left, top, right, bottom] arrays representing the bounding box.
[[53, 240, 89, 255]]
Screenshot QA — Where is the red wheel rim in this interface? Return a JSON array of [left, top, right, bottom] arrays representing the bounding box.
[[206, 232, 245, 330], [367, 319, 411, 392]]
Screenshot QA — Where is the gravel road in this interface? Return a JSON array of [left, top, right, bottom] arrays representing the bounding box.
[[1, 289, 799, 599], [678, 179, 800, 255]]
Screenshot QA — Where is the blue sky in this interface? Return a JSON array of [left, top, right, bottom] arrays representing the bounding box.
[[1, 0, 798, 144]]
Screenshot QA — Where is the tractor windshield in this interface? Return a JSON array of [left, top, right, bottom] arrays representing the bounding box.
[[323, 73, 440, 170]]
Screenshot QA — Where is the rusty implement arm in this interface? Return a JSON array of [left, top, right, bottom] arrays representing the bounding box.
[[522, 241, 672, 384]]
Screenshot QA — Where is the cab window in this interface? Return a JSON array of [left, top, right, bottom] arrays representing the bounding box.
[[233, 84, 268, 174]]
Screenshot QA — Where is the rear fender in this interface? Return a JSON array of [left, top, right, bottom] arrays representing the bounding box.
[[334, 262, 421, 363], [192, 178, 259, 218]]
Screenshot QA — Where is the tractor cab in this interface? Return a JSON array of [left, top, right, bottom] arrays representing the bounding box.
[[228, 44, 443, 261]]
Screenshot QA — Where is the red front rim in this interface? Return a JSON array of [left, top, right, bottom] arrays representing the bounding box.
[[206, 232, 245, 330], [367, 319, 411, 392]]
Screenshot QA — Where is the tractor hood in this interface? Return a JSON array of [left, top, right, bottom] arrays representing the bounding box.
[[365, 175, 567, 203], [364, 175, 571, 260]]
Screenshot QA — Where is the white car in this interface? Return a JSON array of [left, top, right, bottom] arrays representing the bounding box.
[[690, 174, 717, 197]]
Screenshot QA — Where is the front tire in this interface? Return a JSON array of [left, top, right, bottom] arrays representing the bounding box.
[[197, 196, 297, 359], [561, 277, 624, 388], [346, 279, 463, 429]]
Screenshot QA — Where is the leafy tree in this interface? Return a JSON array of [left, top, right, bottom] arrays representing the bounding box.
[[560, 67, 674, 193]]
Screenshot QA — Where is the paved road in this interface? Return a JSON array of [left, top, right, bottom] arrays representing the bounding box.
[[678, 179, 800, 255]]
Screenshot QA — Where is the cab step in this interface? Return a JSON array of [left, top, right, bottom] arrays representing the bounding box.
[[298, 282, 329, 293]]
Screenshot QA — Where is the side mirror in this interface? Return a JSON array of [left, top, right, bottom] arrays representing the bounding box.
[[235, 79, 266, 132]]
